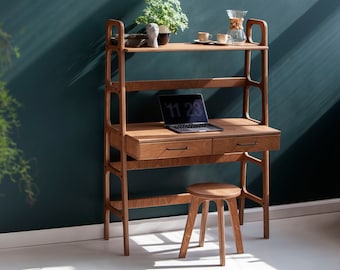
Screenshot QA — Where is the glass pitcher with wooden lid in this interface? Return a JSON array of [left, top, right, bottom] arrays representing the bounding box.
[[226, 9, 248, 44]]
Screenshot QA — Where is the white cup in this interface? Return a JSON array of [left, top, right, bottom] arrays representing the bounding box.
[[198, 32, 212, 42], [216, 33, 232, 44]]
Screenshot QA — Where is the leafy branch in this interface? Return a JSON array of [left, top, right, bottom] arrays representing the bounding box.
[[0, 23, 37, 205]]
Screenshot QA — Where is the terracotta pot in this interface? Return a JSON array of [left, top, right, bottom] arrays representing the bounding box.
[[158, 33, 171, 45], [157, 25, 171, 45]]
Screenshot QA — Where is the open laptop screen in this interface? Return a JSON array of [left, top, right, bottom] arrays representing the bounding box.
[[159, 94, 209, 125]]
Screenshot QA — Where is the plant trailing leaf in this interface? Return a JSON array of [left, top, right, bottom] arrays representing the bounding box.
[[0, 24, 36, 205], [136, 0, 189, 34], [0, 24, 20, 78]]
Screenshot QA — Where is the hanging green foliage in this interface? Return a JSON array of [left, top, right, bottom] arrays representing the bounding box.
[[0, 24, 37, 205]]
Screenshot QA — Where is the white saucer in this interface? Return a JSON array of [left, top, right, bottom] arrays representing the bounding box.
[[194, 39, 214, 44]]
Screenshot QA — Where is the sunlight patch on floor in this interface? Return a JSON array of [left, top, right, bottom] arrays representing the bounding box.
[[150, 253, 277, 270]]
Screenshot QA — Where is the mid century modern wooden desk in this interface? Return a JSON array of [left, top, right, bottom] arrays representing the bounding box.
[[104, 19, 281, 256]]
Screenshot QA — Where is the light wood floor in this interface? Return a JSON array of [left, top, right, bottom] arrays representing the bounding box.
[[0, 211, 339, 270]]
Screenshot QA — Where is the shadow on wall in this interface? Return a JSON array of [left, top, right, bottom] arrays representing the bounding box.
[[269, 99, 340, 204], [0, 1, 146, 232], [207, 0, 340, 155]]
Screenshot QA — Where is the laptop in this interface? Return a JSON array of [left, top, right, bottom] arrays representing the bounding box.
[[158, 94, 223, 133]]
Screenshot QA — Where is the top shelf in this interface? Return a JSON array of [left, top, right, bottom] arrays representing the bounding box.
[[120, 42, 268, 53], [106, 18, 269, 53]]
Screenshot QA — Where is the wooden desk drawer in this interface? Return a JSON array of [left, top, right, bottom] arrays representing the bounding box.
[[212, 135, 280, 154], [127, 139, 212, 160]]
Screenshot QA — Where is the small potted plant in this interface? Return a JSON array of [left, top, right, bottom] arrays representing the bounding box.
[[135, 0, 189, 45]]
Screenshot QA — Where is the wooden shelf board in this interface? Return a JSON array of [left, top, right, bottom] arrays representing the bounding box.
[[117, 42, 268, 53], [110, 152, 244, 171], [110, 193, 192, 209]]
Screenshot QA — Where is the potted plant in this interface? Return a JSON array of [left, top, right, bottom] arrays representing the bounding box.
[[0, 24, 37, 205], [135, 0, 189, 44]]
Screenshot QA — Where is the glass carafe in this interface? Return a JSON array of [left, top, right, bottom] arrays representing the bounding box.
[[226, 9, 248, 44]]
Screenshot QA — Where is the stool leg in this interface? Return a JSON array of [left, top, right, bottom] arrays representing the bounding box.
[[238, 192, 245, 225], [226, 198, 244, 254], [199, 200, 209, 247], [215, 199, 226, 266], [239, 158, 247, 225], [179, 196, 201, 258]]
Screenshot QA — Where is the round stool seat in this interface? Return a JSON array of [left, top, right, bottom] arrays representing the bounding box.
[[187, 182, 241, 200]]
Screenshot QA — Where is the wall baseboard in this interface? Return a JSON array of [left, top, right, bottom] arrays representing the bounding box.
[[1, 198, 339, 249]]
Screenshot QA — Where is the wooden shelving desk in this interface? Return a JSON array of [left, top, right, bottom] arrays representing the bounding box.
[[104, 18, 280, 256]]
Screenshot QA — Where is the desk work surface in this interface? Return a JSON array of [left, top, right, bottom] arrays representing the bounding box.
[[110, 118, 280, 160]]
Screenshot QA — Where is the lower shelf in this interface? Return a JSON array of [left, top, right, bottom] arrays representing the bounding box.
[[110, 192, 191, 210], [109, 152, 244, 172]]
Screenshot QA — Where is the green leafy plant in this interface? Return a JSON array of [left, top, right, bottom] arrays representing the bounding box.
[[135, 0, 189, 34], [0, 24, 37, 205]]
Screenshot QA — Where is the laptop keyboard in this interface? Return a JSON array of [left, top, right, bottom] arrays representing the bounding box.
[[173, 123, 209, 129]]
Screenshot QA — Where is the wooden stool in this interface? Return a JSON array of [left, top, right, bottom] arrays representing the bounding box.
[[179, 183, 244, 266]]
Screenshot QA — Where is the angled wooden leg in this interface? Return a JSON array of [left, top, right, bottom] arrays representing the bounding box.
[[179, 196, 201, 258], [215, 199, 226, 266], [199, 200, 210, 247], [122, 203, 129, 256], [121, 163, 129, 256], [226, 198, 244, 254], [262, 150, 270, 239], [239, 156, 247, 225], [104, 126, 111, 241], [104, 170, 110, 240]]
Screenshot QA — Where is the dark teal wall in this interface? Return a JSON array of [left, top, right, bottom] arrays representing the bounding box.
[[0, 0, 339, 233]]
